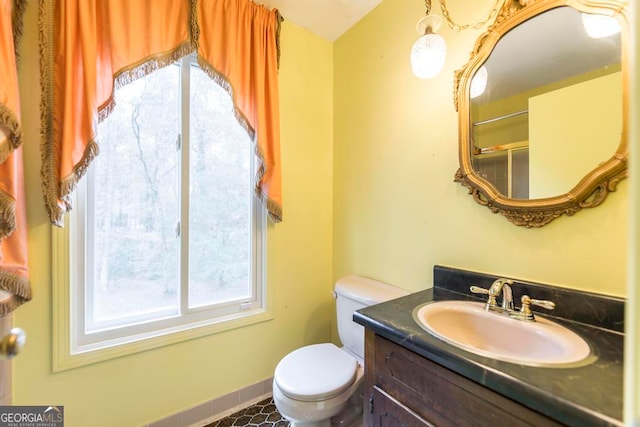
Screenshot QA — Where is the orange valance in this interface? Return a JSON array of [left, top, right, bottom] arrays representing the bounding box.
[[197, 0, 283, 220], [0, 0, 31, 314], [40, 0, 283, 225]]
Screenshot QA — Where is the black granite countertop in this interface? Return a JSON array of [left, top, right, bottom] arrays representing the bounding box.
[[353, 266, 624, 427]]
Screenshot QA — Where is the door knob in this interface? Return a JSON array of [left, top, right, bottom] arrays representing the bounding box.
[[0, 328, 26, 359]]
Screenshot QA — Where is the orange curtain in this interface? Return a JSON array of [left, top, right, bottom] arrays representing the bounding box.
[[40, 0, 283, 224], [197, 0, 283, 221], [40, 0, 192, 226], [0, 0, 31, 314]]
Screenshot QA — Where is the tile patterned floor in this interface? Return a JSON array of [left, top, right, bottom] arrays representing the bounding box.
[[204, 397, 289, 427]]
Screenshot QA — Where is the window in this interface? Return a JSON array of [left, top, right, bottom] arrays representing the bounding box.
[[53, 56, 269, 369]]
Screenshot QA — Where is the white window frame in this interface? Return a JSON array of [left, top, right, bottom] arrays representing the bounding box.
[[52, 56, 272, 372]]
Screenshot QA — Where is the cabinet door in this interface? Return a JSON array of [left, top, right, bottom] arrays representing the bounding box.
[[371, 386, 434, 427], [366, 332, 563, 427]]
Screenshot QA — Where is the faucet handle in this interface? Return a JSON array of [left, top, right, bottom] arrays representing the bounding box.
[[519, 295, 556, 321], [469, 286, 497, 307], [530, 298, 556, 311], [469, 285, 489, 295]]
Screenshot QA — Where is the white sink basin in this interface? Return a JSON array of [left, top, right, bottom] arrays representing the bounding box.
[[413, 300, 593, 367]]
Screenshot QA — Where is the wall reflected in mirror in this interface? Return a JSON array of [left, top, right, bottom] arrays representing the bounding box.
[[469, 6, 622, 200]]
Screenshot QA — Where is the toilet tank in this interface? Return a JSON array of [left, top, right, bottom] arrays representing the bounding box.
[[334, 276, 409, 360]]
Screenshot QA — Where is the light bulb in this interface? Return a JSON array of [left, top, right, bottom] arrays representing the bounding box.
[[581, 13, 620, 39], [470, 66, 488, 98], [410, 33, 447, 79], [410, 15, 446, 79]]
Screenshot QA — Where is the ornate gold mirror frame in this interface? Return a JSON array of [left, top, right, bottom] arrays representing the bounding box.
[[454, 0, 629, 227]]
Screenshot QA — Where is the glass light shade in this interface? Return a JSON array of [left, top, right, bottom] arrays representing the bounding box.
[[410, 33, 447, 79], [581, 13, 620, 38], [470, 66, 488, 98]]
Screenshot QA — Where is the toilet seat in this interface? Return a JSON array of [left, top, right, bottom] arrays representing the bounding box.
[[274, 343, 358, 402]]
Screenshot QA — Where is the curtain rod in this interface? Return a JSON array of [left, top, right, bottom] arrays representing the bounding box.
[[473, 109, 528, 127]]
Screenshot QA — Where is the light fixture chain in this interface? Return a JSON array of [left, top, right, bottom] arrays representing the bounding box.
[[424, 0, 432, 15], [438, 0, 504, 32]]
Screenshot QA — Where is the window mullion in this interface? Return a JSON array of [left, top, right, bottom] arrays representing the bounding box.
[[83, 167, 95, 331], [74, 179, 89, 344], [179, 55, 191, 314], [251, 149, 263, 308]]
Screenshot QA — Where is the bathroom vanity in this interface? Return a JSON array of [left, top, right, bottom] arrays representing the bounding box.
[[354, 266, 624, 426]]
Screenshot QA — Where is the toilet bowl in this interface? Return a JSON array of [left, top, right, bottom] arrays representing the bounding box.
[[273, 344, 363, 427], [272, 276, 409, 427]]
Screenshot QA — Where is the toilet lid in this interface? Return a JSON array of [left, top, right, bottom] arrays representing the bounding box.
[[274, 343, 358, 402]]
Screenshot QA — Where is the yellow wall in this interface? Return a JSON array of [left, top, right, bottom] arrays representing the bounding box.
[[472, 91, 528, 150], [530, 72, 622, 198], [471, 66, 620, 150], [625, 2, 639, 422], [13, 4, 334, 426], [333, 0, 628, 296], [9, 0, 632, 425]]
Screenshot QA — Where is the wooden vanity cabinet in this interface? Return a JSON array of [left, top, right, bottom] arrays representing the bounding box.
[[363, 330, 563, 427]]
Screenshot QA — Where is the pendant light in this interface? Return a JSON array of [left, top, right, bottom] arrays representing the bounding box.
[[470, 66, 488, 98], [410, 2, 446, 79], [410, 0, 503, 79]]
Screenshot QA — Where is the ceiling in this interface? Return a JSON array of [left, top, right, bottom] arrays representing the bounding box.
[[259, 0, 383, 41], [258, 1, 621, 104], [475, 6, 621, 104]]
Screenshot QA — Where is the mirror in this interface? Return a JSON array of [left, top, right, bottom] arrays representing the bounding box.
[[454, 0, 628, 227]]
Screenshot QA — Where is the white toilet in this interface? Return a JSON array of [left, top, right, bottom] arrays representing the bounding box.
[[272, 276, 409, 427]]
